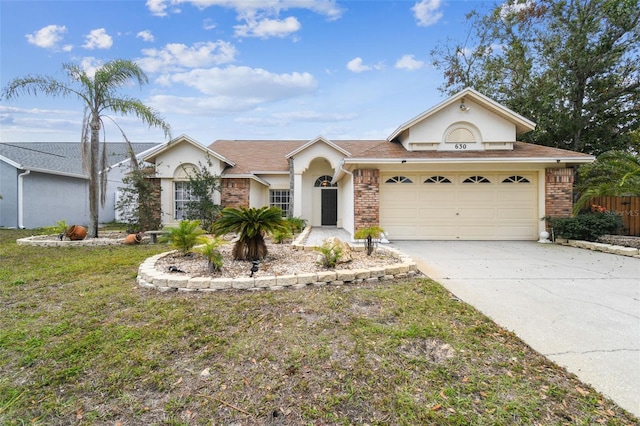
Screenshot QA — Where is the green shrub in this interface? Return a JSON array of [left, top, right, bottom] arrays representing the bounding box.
[[165, 220, 206, 255], [314, 241, 343, 268], [548, 212, 623, 241], [272, 229, 293, 244], [198, 236, 226, 273], [285, 216, 307, 234], [211, 206, 289, 260]]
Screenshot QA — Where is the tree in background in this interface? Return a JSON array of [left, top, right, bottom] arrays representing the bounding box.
[[116, 163, 162, 233], [182, 158, 222, 232], [431, 0, 639, 155], [573, 150, 640, 213], [1, 60, 171, 237]]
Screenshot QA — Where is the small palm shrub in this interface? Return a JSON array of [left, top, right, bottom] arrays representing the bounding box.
[[272, 229, 293, 244], [198, 236, 226, 273], [165, 220, 206, 255], [212, 206, 289, 261], [354, 226, 385, 255], [285, 216, 307, 234], [314, 241, 343, 268]]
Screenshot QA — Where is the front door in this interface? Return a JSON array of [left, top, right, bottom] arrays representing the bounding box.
[[321, 189, 337, 225]]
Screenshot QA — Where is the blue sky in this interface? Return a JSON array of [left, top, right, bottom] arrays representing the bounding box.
[[0, 0, 492, 144]]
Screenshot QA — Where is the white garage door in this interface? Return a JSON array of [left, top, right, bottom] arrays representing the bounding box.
[[380, 173, 538, 240]]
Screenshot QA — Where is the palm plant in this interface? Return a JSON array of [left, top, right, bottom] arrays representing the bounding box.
[[354, 226, 385, 256], [574, 150, 640, 214], [166, 220, 206, 256], [211, 206, 289, 261], [1, 59, 171, 237]]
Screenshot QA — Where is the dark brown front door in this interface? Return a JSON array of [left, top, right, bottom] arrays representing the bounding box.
[[321, 189, 337, 225]]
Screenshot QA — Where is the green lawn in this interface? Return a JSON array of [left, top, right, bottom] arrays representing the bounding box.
[[0, 228, 636, 425]]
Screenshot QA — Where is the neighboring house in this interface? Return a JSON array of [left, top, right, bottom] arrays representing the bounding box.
[[0, 142, 159, 229], [145, 88, 594, 241]]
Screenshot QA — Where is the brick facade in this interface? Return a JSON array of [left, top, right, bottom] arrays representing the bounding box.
[[545, 168, 574, 218], [353, 169, 380, 230], [221, 178, 250, 208]]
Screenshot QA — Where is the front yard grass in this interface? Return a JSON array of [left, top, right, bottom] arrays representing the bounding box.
[[0, 228, 637, 425]]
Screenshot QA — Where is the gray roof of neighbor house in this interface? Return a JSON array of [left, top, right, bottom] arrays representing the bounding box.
[[0, 142, 160, 178]]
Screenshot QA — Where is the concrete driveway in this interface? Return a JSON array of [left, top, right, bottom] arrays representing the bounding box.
[[389, 240, 640, 417]]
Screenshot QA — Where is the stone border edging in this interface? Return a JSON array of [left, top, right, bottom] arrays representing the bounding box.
[[16, 232, 134, 247], [555, 238, 640, 258], [137, 245, 420, 293]]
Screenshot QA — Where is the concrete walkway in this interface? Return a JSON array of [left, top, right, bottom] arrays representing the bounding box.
[[389, 240, 640, 417]]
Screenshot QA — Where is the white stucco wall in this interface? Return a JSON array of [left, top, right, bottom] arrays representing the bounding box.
[[151, 140, 227, 227], [405, 99, 517, 149]]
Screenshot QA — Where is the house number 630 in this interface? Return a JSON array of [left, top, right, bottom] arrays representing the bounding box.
[[455, 143, 467, 150]]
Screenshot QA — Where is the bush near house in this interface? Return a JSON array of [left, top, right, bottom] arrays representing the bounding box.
[[548, 205, 624, 241]]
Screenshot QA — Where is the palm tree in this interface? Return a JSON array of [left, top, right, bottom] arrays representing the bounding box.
[[211, 206, 289, 261], [574, 150, 640, 214], [1, 59, 171, 237]]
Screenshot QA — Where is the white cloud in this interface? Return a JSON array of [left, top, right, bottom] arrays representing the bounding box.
[[137, 30, 155, 42], [499, 0, 535, 19], [203, 18, 216, 30], [234, 16, 301, 38], [79, 57, 104, 77], [412, 0, 443, 27], [395, 54, 425, 70], [159, 65, 317, 100], [83, 28, 113, 49], [346, 57, 383, 73], [25, 25, 67, 49], [137, 41, 237, 73]]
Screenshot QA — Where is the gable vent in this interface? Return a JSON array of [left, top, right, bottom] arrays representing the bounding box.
[[446, 128, 475, 143]]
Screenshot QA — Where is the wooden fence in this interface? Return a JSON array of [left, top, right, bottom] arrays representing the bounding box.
[[588, 196, 640, 236]]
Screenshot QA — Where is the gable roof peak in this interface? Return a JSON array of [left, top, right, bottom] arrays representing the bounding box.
[[286, 135, 351, 158], [387, 88, 536, 142]]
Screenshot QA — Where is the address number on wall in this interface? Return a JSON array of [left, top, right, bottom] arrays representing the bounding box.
[[454, 143, 467, 150]]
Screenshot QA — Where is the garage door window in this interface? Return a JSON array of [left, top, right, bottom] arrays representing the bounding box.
[[502, 175, 530, 183], [385, 176, 413, 184], [463, 175, 491, 183], [424, 176, 452, 184]]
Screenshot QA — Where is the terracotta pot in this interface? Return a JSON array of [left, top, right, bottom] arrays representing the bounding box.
[[124, 233, 142, 245], [65, 225, 87, 241]]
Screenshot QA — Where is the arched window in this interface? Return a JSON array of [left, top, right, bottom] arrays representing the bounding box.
[[502, 175, 530, 183], [424, 176, 452, 184], [463, 175, 491, 183], [385, 176, 413, 184], [314, 175, 337, 187]]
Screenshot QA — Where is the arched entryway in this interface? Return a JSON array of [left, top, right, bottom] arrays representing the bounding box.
[[315, 175, 337, 226]]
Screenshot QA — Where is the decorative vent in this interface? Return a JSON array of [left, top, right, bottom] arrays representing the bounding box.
[[385, 176, 413, 184], [314, 175, 337, 187], [463, 175, 491, 183], [502, 175, 530, 183], [446, 128, 475, 143], [424, 176, 452, 184]]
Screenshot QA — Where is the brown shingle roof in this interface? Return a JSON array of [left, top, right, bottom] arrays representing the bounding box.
[[209, 139, 593, 175]]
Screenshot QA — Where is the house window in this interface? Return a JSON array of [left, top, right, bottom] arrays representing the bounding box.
[[174, 181, 198, 220], [424, 176, 452, 184], [502, 175, 530, 183], [270, 190, 290, 216], [385, 176, 413, 184], [463, 175, 491, 183], [314, 175, 337, 187]]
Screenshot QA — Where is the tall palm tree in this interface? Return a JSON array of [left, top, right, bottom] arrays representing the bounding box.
[[212, 206, 289, 261], [574, 150, 640, 214], [1, 59, 171, 237]]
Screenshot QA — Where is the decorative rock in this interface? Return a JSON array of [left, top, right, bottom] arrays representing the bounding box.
[[322, 237, 352, 263]]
